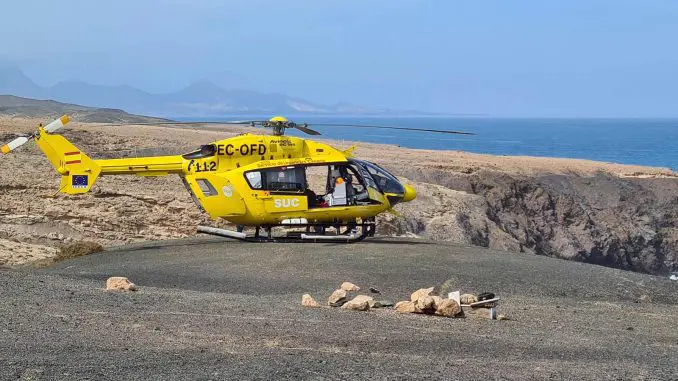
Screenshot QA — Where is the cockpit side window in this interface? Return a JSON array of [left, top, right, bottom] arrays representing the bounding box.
[[356, 160, 405, 195]]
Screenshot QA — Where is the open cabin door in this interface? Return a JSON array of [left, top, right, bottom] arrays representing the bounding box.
[[349, 162, 386, 205]]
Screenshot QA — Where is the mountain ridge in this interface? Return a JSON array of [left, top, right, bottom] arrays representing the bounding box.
[[0, 95, 168, 123], [0, 65, 399, 117]]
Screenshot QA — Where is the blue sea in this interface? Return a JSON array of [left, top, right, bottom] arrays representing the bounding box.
[[185, 116, 678, 170]]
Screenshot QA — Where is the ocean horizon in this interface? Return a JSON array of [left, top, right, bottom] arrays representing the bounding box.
[[176, 116, 678, 170]]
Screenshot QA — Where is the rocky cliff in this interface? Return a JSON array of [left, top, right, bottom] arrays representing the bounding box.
[[379, 165, 678, 274]]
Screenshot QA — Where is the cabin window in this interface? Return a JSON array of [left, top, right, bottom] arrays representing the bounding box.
[[264, 166, 305, 192], [245, 171, 263, 189], [196, 179, 218, 197], [244, 166, 305, 192]]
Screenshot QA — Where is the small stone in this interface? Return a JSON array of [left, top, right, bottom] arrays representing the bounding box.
[[301, 294, 320, 308], [106, 277, 137, 291], [395, 300, 418, 313], [371, 300, 394, 308], [460, 294, 478, 304], [410, 287, 436, 302], [416, 296, 437, 314], [497, 314, 508, 321], [477, 292, 495, 301], [327, 289, 348, 307], [431, 295, 444, 309], [341, 295, 371, 311], [436, 299, 462, 318], [340, 282, 360, 292], [369, 287, 381, 294]]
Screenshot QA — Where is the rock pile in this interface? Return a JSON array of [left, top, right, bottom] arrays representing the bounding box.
[[302, 283, 506, 320], [301, 281, 392, 312]]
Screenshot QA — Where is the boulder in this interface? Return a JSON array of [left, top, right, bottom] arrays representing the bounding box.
[[106, 277, 136, 291], [460, 293, 478, 304], [395, 300, 418, 313], [301, 294, 320, 308], [327, 289, 348, 307], [415, 296, 437, 314], [436, 299, 462, 318], [410, 287, 436, 302], [340, 282, 360, 292], [431, 295, 444, 309], [351, 295, 374, 304], [341, 295, 372, 311]]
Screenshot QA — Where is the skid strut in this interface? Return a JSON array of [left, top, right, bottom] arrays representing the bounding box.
[[197, 220, 376, 243]]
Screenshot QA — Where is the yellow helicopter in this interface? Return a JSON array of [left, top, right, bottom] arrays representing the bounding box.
[[1, 115, 473, 242]]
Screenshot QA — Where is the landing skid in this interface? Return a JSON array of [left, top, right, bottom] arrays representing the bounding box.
[[197, 221, 376, 243]]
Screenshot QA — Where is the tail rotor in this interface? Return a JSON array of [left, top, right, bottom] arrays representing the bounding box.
[[1, 115, 70, 155]]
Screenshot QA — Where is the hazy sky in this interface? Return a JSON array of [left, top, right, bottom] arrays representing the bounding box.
[[2, 0, 677, 116]]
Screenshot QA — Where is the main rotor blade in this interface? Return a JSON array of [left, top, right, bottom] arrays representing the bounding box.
[[1, 136, 30, 155], [96, 120, 266, 127], [309, 123, 475, 135], [294, 125, 321, 135]]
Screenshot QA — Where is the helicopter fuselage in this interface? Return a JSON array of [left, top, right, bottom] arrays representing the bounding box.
[[34, 130, 416, 227]]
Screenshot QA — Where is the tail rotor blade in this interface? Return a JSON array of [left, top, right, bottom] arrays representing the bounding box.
[[43, 115, 70, 133], [1, 136, 30, 155]]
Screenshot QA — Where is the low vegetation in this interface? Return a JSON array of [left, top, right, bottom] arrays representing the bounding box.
[[54, 241, 104, 262]]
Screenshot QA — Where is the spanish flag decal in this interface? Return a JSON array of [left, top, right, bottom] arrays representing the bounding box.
[[64, 151, 82, 165]]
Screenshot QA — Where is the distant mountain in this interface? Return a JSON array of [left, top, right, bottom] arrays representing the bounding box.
[[0, 66, 393, 117], [0, 95, 168, 123], [0, 65, 44, 98]]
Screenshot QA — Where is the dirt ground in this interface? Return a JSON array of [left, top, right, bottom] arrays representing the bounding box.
[[1, 117, 677, 269], [2, 238, 677, 380]]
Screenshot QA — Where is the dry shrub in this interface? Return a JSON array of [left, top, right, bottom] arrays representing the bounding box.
[[54, 241, 104, 262]]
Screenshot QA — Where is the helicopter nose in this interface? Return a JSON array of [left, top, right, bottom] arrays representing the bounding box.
[[403, 184, 416, 202]]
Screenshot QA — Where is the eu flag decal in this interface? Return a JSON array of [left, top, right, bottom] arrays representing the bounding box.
[[72, 175, 89, 189]]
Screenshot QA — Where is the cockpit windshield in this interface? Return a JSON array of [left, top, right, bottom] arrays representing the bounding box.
[[350, 159, 405, 195]]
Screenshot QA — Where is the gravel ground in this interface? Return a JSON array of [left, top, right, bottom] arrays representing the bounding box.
[[1, 238, 677, 380]]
